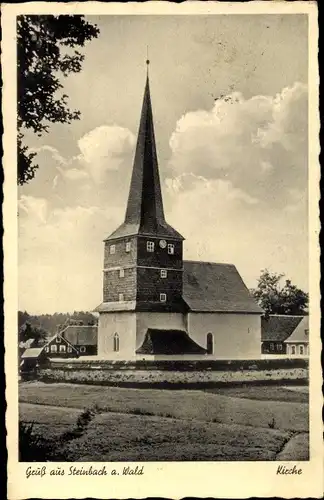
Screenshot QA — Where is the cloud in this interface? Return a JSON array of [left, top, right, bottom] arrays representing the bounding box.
[[29, 145, 68, 167], [166, 173, 258, 206], [168, 82, 308, 208], [77, 125, 136, 183], [18, 195, 48, 223], [57, 167, 89, 181], [20, 124, 136, 211], [18, 203, 124, 313], [28, 124, 136, 188], [163, 172, 308, 293], [18, 83, 308, 312], [256, 82, 308, 152]]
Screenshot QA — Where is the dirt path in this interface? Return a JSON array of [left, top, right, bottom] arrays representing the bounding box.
[[276, 432, 309, 460], [282, 385, 309, 393], [19, 402, 287, 432], [21, 402, 83, 413]]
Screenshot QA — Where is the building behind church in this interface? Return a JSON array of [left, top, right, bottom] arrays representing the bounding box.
[[95, 65, 263, 360]]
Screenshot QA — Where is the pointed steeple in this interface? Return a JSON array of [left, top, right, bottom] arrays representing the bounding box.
[[106, 64, 183, 241]]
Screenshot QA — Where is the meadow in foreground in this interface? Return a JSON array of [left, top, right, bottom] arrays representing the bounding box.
[[19, 382, 309, 462]]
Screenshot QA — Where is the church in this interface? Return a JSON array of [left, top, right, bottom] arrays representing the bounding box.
[[95, 64, 263, 360]]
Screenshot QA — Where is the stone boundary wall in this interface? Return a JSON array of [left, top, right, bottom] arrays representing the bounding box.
[[45, 357, 308, 371], [38, 358, 308, 387]]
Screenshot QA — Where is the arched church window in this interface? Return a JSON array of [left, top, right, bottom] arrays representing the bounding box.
[[207, 333, 213, 355], [113, 333, 119, 352]]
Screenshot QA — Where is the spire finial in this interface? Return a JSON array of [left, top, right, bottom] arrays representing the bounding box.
[[146, 45, 150, 73]]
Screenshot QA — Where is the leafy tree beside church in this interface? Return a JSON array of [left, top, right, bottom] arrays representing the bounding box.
[[17, 15, 99, 185], [251, 269, 308, 317]]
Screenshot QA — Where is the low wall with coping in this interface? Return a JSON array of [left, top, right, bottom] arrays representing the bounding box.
[[37, 358, 309, 387]]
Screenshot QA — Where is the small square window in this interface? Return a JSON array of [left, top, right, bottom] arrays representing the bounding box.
[[80, 346, 86, 353], [67, 347, 72, 353], [167, 244, 174, 255], [56, 336, 61, 343], [160, 293, 167, 302], [147, 241, 154, 252], [59, 345, 66, 353], [110, 245, 116, 255], [161, 269, 167, 278], [125, 242, 131, 253], [119, 268, 125, 278], [291, 345, 296, 355], [44, 346, 49, 353], [50, 344, 57, 353], [277, 344, 283, 351], [119, 293, 124, 302]]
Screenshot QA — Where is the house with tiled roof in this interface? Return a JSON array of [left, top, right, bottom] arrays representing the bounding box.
[[60, 324, 98, 356], [43, 332, 79, 358], [20, 346, 48, 376], [42, 324, 98, 358], [261, 315, 309, 357], [284, 316, 309, 357], [95, 63, 263, 360]]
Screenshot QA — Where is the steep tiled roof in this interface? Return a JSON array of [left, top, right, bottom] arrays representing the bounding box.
[[136, 328, 207, 355], [183, 261, 263, 313], [61, 325, 98, 346], [285, 316, 309, 343], [261, 315, 304, 342], [105, 74, 183, 242]]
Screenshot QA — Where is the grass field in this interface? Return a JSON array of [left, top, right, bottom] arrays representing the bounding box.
[[19, 381, 309, 462], [205, 384, 309, 403]]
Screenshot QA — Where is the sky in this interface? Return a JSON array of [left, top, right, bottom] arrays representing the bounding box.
[[18, 14, 309, 314]]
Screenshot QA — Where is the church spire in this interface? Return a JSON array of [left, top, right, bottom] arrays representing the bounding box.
[[124, 61, 166, 231], [106, 62, 183, 241]]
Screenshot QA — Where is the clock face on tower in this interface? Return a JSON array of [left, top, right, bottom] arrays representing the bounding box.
[[159, 239, 167, 249]]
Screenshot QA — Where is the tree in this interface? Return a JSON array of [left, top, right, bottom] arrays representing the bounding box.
[[19, 321, 48, 345], [251, 269, 308, 316], [18, 310, 98, 334], [17, 15, 99, 184]]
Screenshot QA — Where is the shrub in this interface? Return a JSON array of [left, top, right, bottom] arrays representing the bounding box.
[[131, 408, 154, 416], [19, 422, 57, 461], [76, 408, 94, 430], [60, 405, 100, 442]]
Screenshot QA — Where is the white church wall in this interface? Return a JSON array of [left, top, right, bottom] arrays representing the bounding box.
[[135, 312, 186, 351], [98, 311, 136, 359], [187, 312, 261, 359]]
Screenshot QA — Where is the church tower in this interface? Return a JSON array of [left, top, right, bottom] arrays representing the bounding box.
[[96, 62, 187, 358]]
